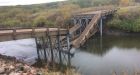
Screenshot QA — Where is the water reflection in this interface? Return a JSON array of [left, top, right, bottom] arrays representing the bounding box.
[[72, 35, 140, 75], [0, 35, 140, 75], [81, 35, 140, 55]]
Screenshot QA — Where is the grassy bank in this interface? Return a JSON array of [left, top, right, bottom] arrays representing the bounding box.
[[107, 6, 140, 32]]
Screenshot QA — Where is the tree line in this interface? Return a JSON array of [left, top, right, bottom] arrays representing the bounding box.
[[0, 0, 138, 28]]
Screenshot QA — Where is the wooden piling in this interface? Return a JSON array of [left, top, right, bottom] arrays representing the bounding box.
[[66, 28, 71, 67], [100, 18, 103, 36], [31, 27, 35, 38], [13, 28, 16, 40], [47, 28, 54, 63]]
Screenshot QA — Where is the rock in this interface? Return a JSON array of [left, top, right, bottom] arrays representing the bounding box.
[[30, 69, 37, 74], [2, 64, 6, 67], [9, 72, 21, 75], [24, 65, 31, 72], [9, 65, 15, 70], [0, 67, 5, 74], [16, 64, 24, 72], [9, 72, 15, 75]]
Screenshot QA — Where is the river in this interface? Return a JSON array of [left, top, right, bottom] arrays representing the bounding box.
[[0, 35, 140, 75]]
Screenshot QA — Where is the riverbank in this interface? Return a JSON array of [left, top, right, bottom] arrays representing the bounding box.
[[107, 6, 140, 32], [104, 27, 140, 36], [0, 54, 41, 75], [0, 54, 80, 75]]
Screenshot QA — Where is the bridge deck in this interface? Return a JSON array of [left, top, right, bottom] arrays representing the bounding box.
[[0, 28, 67, 42], [72, 14, 101, 48], [76, 9, 117, 16]]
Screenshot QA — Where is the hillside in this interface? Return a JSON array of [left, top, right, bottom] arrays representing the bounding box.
[[0, 1, 71, 28], [0, 0, 139, 31]]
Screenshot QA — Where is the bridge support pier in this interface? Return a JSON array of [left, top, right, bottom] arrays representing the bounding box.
[[100, 18, 103, 37], [34, 28, 73, 69], [79, 19, 82, 35], [66, 30, 71, 67], [35, 37, 41, 60]]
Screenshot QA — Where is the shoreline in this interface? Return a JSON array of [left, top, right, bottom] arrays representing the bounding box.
[[0, 54, 42, 75], [0, 54, 80, 75], [104, 27, 140, 36]]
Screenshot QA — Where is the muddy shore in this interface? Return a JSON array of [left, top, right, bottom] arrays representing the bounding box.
[[0, 54, 44, 75], [0, 54, 80, 75]]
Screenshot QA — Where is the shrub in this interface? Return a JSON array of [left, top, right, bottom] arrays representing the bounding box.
[[107, 6, 140, 32]]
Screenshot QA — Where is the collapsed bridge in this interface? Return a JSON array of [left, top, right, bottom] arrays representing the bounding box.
[[0, 9, 117, 67]]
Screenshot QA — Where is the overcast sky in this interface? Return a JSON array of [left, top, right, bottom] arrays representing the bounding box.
[[0, 0, 66, 6]]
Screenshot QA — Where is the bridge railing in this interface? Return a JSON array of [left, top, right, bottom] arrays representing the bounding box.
[[0, 27, 46, 30]]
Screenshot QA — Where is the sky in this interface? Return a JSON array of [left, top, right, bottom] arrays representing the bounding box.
[[0, 0, 66, 6]]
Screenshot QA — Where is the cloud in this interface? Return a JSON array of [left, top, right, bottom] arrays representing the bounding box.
[[0, 0, 65, 6]]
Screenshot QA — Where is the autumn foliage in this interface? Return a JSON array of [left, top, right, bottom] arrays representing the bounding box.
[[119, 0, 131, 6], [0, 0, 138, 28]]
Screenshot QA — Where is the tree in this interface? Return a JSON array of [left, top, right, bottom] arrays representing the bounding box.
[[120, 0, 130, 6], [33, 16, 46, 27], [69, 0, 94, 7]]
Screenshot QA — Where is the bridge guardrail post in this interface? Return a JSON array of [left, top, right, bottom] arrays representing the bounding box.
[[12, 28, 16, 40], [31, 27, 35, 38]]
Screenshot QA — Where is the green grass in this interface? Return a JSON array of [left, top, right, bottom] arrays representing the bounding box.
[[107, 6, 140, 32]]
